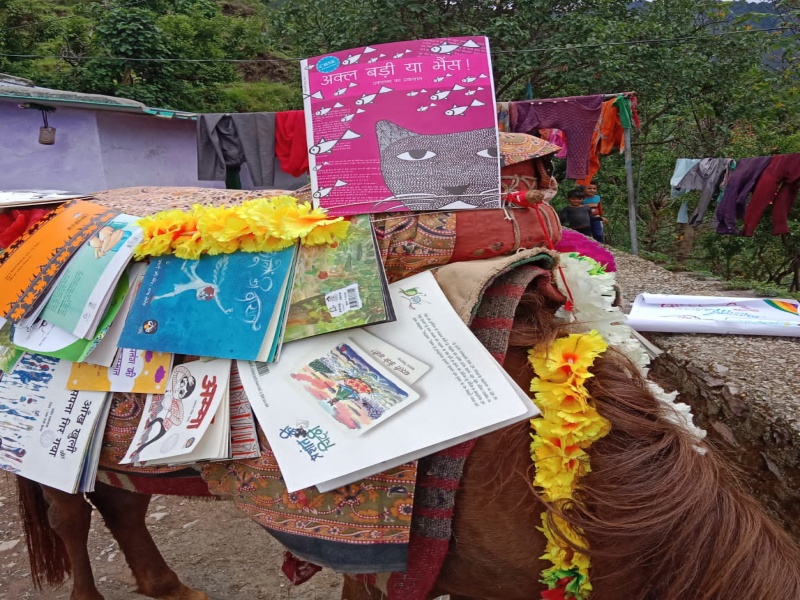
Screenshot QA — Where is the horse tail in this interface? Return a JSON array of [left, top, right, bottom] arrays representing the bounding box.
[[559, 348, 800, 600], [16, 476, 71, 588]]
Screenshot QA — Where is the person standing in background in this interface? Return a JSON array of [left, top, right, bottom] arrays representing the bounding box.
[[582, 181, 608, 243], [558, 188, 593, 237]]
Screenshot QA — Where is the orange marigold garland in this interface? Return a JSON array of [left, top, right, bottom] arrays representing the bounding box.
[[528, 330, 610, 600], [133, 195, 350, 260]]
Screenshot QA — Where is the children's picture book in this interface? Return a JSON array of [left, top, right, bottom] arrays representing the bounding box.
[[283, 215, 395, 342], [0, 190, 87, 208], [79, 262, 146, 368], [10, 270, 131, 364], [301, 37, 500, 215], [67, 348, 173, 394], [228, 364, 260, 460], [0, 200, 119, 322], [39, 214, 143, 340], [119, 247, 298, 361], [0, 353, 110, 493], [237, 270, 537, 492], [627, 293, 800, 337], [121, 358, 232, 465], [290, 338, 420, 435]]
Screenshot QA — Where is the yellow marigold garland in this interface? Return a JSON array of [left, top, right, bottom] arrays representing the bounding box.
[[528, 330, 610, 600], [133, 195, 350, 260]]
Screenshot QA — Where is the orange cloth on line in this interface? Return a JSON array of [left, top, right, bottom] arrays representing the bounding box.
[[577, 99, 625, 186]]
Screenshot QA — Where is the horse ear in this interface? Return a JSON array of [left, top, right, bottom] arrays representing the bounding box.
[[376, 120, 416, 150]]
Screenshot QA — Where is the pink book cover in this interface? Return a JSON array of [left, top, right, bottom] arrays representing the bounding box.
[[301, 37, 501, 216]]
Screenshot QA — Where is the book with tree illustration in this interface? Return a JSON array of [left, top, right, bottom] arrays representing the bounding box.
[[118, 247, 298, 361], [283, 215, 394, 343]]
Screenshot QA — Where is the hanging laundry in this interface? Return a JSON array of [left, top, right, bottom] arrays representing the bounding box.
[[576, 97, 625, 186], [275, 110, 309, 177], [496, 102, 510, 132], [715, 156, 772, 235], [742, 153, 800, 236], [538, 129, 568, 159], [675, 157, 733, 226], [197, 113, 276, 187], [508, 95, 603, 180], [676, 201, 690, 224], [670, 158, 701, 198]]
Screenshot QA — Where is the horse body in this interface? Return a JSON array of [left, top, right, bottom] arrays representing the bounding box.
[[14, 295, 800, 600]]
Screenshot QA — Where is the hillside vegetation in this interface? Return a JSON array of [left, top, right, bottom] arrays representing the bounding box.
[[1, 0, 799, 292]]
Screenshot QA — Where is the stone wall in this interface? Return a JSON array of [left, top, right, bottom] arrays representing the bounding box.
[[613, 252, 800, 538]]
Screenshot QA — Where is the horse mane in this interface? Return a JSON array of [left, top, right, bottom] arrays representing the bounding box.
[[505, 291, 800, 600]]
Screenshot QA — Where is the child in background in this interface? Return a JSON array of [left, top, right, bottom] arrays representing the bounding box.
[[558, 188, 593, 237], [582, 181, 608, 243]]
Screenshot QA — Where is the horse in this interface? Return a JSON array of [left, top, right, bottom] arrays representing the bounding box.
[[13, 285, 800, 600]]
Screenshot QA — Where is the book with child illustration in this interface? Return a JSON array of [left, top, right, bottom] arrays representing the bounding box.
[[119, 247, 298, 361]]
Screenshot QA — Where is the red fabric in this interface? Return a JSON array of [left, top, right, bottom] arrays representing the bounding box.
[[281, 551, 323, 585], [0, 208, 51, 248], [275, 110, 309, 177], [742, 153, 800, 236]]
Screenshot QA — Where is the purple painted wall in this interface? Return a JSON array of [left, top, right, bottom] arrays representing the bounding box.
[[0, 102, 223, 193]]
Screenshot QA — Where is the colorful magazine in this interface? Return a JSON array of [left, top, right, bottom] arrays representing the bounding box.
[[0, 353, 110, 493], [118, 247, 298, 361], [301, 37, 500, 215], [283, 215, 394, 342]]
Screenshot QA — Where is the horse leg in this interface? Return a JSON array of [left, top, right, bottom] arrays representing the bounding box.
[[88, 482, 207, 600], [39, 485, 103, 600], [341, 575, 386, 600]]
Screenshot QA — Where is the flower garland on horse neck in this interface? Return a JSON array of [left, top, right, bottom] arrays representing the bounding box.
[[529, 330, 609, 600], [133, 195, 350, 260]]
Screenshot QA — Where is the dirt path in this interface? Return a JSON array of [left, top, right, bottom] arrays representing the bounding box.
[[0, 475, 344, 600]]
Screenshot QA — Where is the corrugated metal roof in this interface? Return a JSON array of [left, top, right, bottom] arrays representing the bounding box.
[[0, 73, 197, 119]]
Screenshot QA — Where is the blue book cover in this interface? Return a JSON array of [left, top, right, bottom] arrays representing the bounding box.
[[119, 248, 297, 360]]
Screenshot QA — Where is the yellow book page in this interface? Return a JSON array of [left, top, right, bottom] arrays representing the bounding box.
[[67, 349, 174, 394]]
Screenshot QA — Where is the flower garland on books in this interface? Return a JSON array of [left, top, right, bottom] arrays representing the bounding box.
[[133, 195, 350, 260], [529, 330, 610, 600]]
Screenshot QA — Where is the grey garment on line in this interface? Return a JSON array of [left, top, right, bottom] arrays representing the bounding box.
[[197, 113, 276, 187], [670, 158, 701, 198], [675, 157, 733, 226]]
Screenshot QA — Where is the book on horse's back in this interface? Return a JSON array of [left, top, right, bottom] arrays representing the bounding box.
[[118, 247, 298, 361], [282, 214, 395, 342], [238, 270, 539, 493], [0, 353, 110, 493]]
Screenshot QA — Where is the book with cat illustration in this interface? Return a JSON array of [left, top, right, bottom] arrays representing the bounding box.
[[118, 247, 298, 361], [237, 270, 537, 493], [283, 215, 394, 343], [301, 37, 501, 216], [0, 352, 111, 493]]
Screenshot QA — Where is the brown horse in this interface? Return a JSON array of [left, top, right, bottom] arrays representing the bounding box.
[[15, 290, 800, 600]]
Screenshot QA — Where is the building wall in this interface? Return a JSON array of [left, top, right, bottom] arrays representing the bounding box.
[[95, 111, 224, 190], [0, 102, 305, 194], [0, 103, 105, 193]]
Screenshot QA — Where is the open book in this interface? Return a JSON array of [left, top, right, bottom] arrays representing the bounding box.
[[238, 270, 538, 492]]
